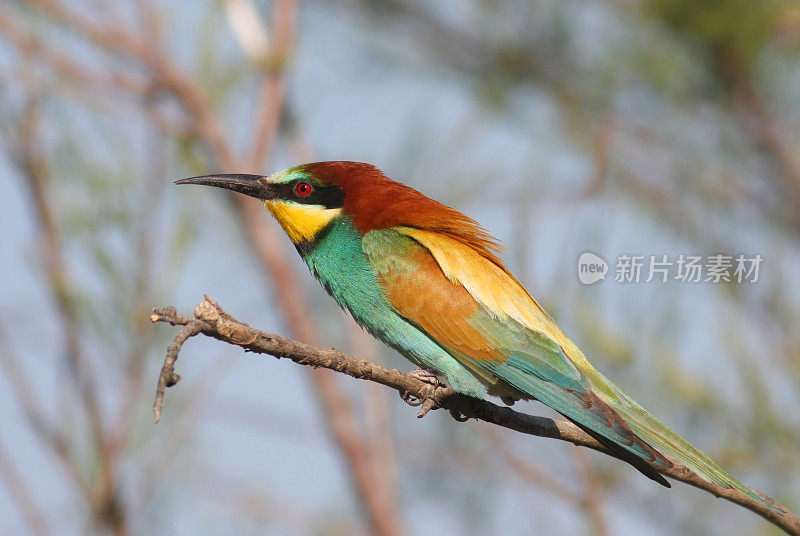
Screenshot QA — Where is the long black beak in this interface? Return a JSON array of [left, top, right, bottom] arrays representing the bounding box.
[[175, 174, 276, 200]]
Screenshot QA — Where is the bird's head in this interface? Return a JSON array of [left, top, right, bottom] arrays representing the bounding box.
[[177, 162, 359, 245], [177, 161, 501, 256]]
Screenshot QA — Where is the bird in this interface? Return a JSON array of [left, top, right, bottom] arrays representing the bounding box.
[[177, 160, 777, 511]]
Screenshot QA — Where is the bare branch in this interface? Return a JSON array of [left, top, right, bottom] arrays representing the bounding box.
[[0, 9, 147, 95], [572, 447, 610, 536], [0, 325, 89, 496], [10, 97, 126, 534], [222, 0, 297, 171], [151, 297, 799, 536], [151, 308, 202, 423], [482, 426, 582, 504], [0, 437, 50, 536]]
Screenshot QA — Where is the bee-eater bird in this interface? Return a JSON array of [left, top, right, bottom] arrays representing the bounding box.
[[177, 161, 775, 509]]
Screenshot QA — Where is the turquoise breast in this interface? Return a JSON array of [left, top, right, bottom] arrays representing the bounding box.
[[299, 217, 489, 397]]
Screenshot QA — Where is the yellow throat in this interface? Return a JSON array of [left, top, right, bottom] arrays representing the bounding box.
[[264, 200, 342, 243]]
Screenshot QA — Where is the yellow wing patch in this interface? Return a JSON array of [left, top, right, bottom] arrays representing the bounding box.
[[265, 200, 342, 244], [396, 226, 589, 367]]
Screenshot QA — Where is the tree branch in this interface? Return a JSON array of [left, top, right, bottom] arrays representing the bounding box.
[[151, 297, 799, 536], [0, 436, 50, 536]]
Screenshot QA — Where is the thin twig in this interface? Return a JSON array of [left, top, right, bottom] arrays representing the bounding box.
[[151, 309, 203, 423], [0, 9, 147, 95], [13, 96, 126, 535], [0, 325, 89, 495], [572, 447, 610, 536], [0, 437, 50, 536], [230, 0, 296, 171], [482, 426, 581, 504], [151, 297, 799, 536]]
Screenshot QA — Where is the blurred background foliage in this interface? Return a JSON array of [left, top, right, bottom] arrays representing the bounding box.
[[0, 0, 799, 535]]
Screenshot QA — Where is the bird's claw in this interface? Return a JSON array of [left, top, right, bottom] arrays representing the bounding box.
[[417, 398, 437, 418], [406, 368, 442, 387], [399, 368, 443, 417], [399, 390, 440, 417], [400, 390, 423, 406]]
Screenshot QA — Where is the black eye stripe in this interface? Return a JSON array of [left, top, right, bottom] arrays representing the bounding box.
[[272, 180, 345, 208]]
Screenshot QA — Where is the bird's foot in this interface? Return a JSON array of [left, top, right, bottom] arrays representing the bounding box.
[[399, 368, 443, 418], [407, 368, 442, 387]]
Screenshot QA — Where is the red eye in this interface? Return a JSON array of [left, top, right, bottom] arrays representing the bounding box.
[[294, 182, 313, 197]]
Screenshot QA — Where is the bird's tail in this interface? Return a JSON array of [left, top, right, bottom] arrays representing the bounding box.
[[602, 378, 784, 514]]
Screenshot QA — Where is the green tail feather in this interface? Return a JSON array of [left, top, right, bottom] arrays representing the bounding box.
[[603, 379, 784, 514]]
